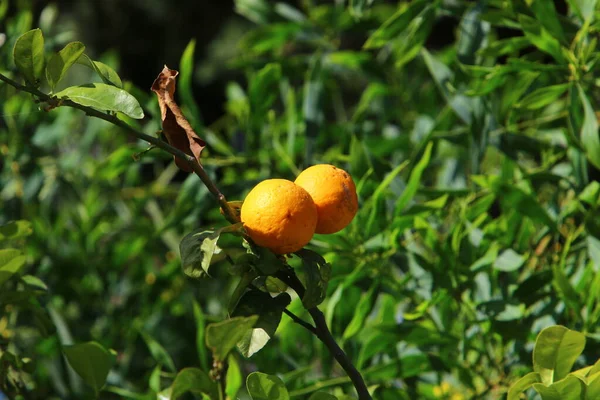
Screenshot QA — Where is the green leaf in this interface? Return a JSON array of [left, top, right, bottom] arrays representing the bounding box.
[[206, 316, 258, 362], [54, 83, 144, 119], [457, 3, 490, 65], [180, 229, 223, 278], [232, 291, 291, 357], [533, 325, 586, 385], [577, 85, 600, 169], [342, 283, 377, 340], [76, 54, 123, 87], [46, 41, 85, 90], [249, 63, 281, 118], [243, 240, 286, 275], [309, 393, 337, 400], [193, 301, 209, 372], [62, 342, 114, 395], [170, 368, 216, 400], [395, 141, 433, 214], [296, 249, 331, 309], [567, 0, 598, 21], [589, 235, 600, 272], [364, 0, 429, 48], [226, 355, 243, 399], [0, 220, 32, 240], [21, 275, 48, 290], [0, 249, 26, 286], [508, 372, 542, 400], [13, 28, 45, 86], [179, 40, 204, 130], [530, 0, 566, 43], [517, 83, 569, 110], [139, 331, 177, 373], [588, 371, 600, 399], [519, 14, 566, 63], [493, 249, 526, 272], [246, 372, 289, 400], [533, 374, 586, 400]]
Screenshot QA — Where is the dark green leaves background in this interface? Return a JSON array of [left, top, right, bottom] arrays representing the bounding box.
[[2, 0, 600, 399]]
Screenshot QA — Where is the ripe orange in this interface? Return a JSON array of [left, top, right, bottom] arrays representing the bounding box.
[[240, 179, 318, 254], [294, 164, 358, 234]]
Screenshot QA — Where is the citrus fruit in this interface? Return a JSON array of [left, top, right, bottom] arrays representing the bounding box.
[[240, 179, 318, 254], [294, 164, 358, 234]]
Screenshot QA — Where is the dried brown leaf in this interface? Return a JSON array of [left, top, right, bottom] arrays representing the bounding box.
[[151, 65, 205, 172]]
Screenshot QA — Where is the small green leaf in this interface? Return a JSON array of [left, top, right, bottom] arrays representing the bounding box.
[[0, 249, 26, 286], [226, 355, 243, 399], [232, 291, 291, 357], [193, 301, 209, 372], [517, 83, 569, 110], [342, 283, 377, 340], [180, 225, 241, 278], [493, 249, 526, 272], [363, 0, 429, 48], [309, 392, 337, 400], [508, 372, 542, 400], [13, 28, 45, 86], [566, 0, 598, 21], [63, 341, 114, 395], [530, 0, 566, 43], [0, 220, 32, 240], [76, 54, 123, 87], [395, 141, 433, 214], [533, 325, 586, 385], [139, 331, 177, 373], [249, 63, 281, 118], [588, 371, 600, 399], [577, 85, 600, 170], [46, 41, 85, 90], [246, 372, 289, 400], [20, 275, 48, 290], [170, 368, 216, 400], [296, 249, 331, 309], [180, 229, 222, 278], [54, 83, 144, 119], [533, 374, 586, 400], [519, 14, 566, 63], [206, 316, 258, 362]]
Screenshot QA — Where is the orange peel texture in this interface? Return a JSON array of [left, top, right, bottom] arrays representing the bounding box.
[[295, 164, 358, 234], [240, 179, 318, 254]]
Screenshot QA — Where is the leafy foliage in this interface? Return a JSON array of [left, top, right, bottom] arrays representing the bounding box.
[[2, 0, 600, 399]]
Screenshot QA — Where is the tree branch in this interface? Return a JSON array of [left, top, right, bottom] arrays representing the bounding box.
[[0, 72, 239, 223], [275, 269, 372, 400], [282, 309, 317, 335]]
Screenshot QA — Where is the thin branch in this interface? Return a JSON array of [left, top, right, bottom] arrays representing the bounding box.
[[0, 72, 239, 223], [275, 269, 372, 400], [283, 309, 317, 335]]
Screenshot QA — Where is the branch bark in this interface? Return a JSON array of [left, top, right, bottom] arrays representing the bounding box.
[[276, 270, 372, 400]]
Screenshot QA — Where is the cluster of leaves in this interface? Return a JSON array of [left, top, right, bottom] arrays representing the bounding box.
[[2, 0, 600, 399]]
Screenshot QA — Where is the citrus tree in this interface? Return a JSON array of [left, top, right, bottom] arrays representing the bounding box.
[[2, 0, 600, 399]]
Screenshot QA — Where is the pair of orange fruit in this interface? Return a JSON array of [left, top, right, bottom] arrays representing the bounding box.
[[240, 164, 358, 254]]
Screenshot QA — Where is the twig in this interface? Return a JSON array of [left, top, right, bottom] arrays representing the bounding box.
[[275, 270, 372, 400], [0, 72, 239, 224], [283, 309, 318, 335]]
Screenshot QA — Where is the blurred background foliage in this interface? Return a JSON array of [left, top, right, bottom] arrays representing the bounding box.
[[2, 0, 600, 399]]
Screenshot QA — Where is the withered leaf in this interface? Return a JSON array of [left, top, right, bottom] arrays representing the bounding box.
[[151, 66, 205, 172]]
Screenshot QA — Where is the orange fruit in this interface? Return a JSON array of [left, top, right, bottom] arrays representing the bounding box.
[[294, 164, 358, 234], [240, 179, 318, 254]]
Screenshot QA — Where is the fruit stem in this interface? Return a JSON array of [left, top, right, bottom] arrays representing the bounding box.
[[276, 269, 372, 400]]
